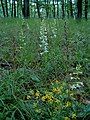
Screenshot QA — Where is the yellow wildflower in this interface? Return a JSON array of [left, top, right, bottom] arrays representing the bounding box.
[[27, 95, 31, 100], [66, 101, 72, 107], [52, 87, 61, 94], [35, 90, 40, 98], [48, 98, 53, 103], [55, 80, 60, 83], [64, 117, 70, 120], [41, 94, 53, 103], [41, 96, 46, 101]]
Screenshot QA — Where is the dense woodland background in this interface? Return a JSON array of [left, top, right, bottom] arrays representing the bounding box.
[[0, 0, 90, 19]]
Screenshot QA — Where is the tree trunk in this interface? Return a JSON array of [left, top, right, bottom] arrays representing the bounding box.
[[70, 0, 73, 18], [23, 0, 30, 18], [77, 0, 82, 19], [11, 2, 13, 17], [5, 0, 8, 17], [17, 0, 19, 17], [85, 0, 88, 20], [1, 0, 6, 17], [57, 0, 59, 18], [45, 0, 49, 18], [14, 0, 16, 17], [53, 0, 55, 18], [36, 0, 40, 18], [61, 0, 65, 19]]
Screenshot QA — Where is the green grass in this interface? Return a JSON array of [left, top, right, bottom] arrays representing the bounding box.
[[0, 18, 90, 120]]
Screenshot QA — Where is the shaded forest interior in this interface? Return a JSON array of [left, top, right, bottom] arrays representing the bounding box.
[[0, 0, 90, 19]]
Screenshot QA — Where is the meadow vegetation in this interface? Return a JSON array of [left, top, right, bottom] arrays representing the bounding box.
[[0, 18, 90, 120]]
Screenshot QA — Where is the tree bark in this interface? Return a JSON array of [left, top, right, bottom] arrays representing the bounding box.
[[45, 0, 49, 18], [17, 0, 19, 17], [1, 0, 6, 17], [14, 0, 16, 17], [23, 0, 30, 18], [61, 0, 65, 19], [11, 2, 13, 17], [53, 0, 55, 18], [77, 0, 82, 19], [57, 0, 59, 18], [5, 0, 8, 17], [85, 0, 88, 20], [36, 0, 40, 18], [70, 0, 73, 18]]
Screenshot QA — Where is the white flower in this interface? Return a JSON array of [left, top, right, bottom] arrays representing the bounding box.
[[70, 77, 74, 80], [39, 44, 42, 47], [54, 34, 56, 38], [70, 85, 77, 89]]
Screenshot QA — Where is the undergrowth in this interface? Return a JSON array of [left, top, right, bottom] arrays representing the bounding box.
[[0, 18, 90, 120]]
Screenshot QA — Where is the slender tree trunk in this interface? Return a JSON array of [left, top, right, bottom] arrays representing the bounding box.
[[23, 0, 30, 18], [30, 0, 32, 18], [45, 0, 49, 18], [21, 0, 23, 18], [14, 0, 16, 17], [8, 0, 11, 17], [57, 0, 59, 18], [36, 0, 40, 18], [53, 0, 55, 18], [5, 0, 8, 17], [70, 0, 73, 18], [85, 0, 88, 20], [77, 0, 82, 19], [1, 0, 6, 17], [11, 2, 13, 17], [61, 0, 65, 19], [17, 0, 19, 17]]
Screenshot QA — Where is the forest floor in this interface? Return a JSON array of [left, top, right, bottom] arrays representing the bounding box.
[[0, 18, 90, 120]]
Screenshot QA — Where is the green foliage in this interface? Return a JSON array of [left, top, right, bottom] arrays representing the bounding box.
[[0, 18, 90, 120]]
